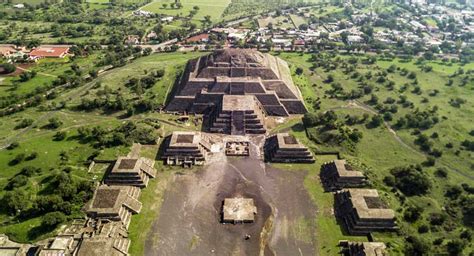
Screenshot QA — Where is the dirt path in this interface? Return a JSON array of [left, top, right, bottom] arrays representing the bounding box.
[[144, 136, 317, 255], [16, 66, 58, 78]]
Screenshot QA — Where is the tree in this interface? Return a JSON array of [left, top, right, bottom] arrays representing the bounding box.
[[47, 117, 63, 129], [2, 189, 30, 215], [389, 165, 431, 196], [367, 115, 383, 128], [162, 3, 167, 8], [295, 67, 304, 75], [0, 63, 16, 74], [41, 211, 66, 229]]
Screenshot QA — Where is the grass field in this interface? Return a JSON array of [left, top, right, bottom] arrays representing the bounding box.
[[142, 0, 231, 25], [72, 52, 205, 107], [277, 52, 474, 254]]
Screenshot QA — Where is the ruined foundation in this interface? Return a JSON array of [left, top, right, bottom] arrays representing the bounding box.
[[161, 131, 211, 166], [335, 189, 397, 235], [321, 160, 367, 191], [264, 133, 315, 163]]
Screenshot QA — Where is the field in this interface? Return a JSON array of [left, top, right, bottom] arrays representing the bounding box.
[[142, 0, 231, 25], [276, 52, 474, 254]]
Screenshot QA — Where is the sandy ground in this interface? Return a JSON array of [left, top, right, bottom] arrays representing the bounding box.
[[144, 136, 316, 256]]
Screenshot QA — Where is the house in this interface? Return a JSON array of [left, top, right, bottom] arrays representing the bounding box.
[[185, 33, 209, 44], [124, 35, 140, 45], [161, 16, 174, 22], [0, 45, 17, 58], [13, 3, 25, 8], [29, 45, 70, 59]]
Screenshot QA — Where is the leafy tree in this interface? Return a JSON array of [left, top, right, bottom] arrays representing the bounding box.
[[2, 189, 30, 215], [389, 165, 431, 196], [41, 211, 66, 229]]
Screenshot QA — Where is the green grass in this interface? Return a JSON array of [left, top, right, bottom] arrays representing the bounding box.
[[274, 52, 474, 254], [142, 0, 231, 25], [74, 52, 205, 106]]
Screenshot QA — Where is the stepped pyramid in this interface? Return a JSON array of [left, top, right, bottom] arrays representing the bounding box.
[[264, 133, 314, 163]]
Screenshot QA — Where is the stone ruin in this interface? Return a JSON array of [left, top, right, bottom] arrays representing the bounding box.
[[222, 197, 257, 224], [84, 185, 142, 229], [161, 131, 212, 167], [225, 141, 250, 156], [264, 133, 315, 163], [335, 189, 397, 235], [321, 159, 367, 191], [209, 95, 266, 135], [104, 157, 156, 188], [339, 240, 388, 256], [166, 49, 307, 117]]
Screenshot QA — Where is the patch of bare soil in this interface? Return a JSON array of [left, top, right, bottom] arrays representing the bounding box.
[[144, 136, 316, 256]]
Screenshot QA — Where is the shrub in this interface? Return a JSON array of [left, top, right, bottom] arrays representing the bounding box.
[[25, 152, 38, 161], [435, 168, 448, 178], [7, 142, 19, 150], [53, 131, 67, 141], [9, 153, 25, 166], [15, 118, 34, 129], [418, 224, 429, 233], [46, 117, 63, 129], [404, 205, 423, 222], [389, 165, 431, 196], [429, 213, 447, 226], [0, 63, 16, 74], [6, 175, 28, 190], [41, 211, 66, 228]]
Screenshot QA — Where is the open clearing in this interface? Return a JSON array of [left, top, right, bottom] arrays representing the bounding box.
[[142, 0, 231, 24], [144, 136, 317, 255]]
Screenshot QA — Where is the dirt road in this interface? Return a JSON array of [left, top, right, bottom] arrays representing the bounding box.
[[144, 136, 317, 255]]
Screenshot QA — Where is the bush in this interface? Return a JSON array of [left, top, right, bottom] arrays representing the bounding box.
[[53, 131, 67, 141], [429, 212, 447, 226], [418, 224, 429, 233], [404, 205, 423, 222], [46, 117, 63, 129], [6, 175, 28, 190], [41, 211, 66, 228], [9, 153, 25, 166], [25, 152, 38, 161], [446, 239, 465, 255], [15, 118, 34, 129], [389, 165, 431, 196], [0, 63, 16, 74], [435, 168, 448, 178], [7, 142, 19, 150], [1, 189, 30, 215]]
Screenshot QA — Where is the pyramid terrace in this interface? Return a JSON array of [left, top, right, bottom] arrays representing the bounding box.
[[264, 133, 315, 163], [104, 157, 156, 188], [166, 49, 307, 116], [321, 160, 367, 191], [84, 185, 142, 229], [209, 95, 266, 135], [339, 241, 388, 256], [335, 189, 397, 235], [162, 131, 211, 166]]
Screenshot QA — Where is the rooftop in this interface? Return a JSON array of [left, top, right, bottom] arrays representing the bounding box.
[[346, 189, 395, 220], [222, 197, 257, 223], [169, 131, 201, 147], [333, 160, 365, 178], [85, 185, 141, 216], [276, 133, 306, 149], [221, 95, 257, 112]]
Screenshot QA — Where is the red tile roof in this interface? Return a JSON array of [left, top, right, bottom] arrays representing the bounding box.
[[186, 33, 209, 43], [29, 46, 70, 58]]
